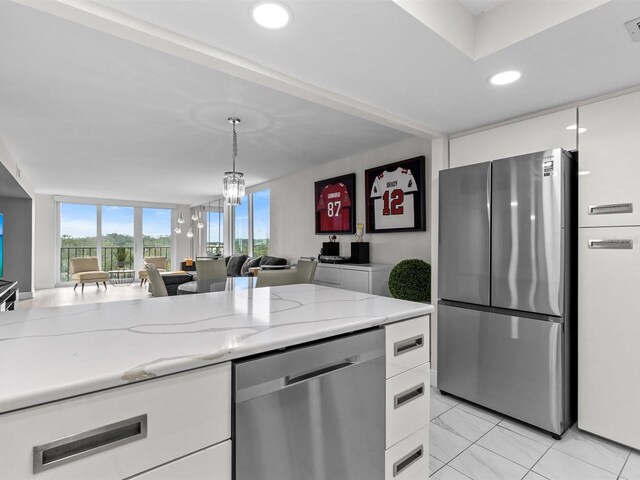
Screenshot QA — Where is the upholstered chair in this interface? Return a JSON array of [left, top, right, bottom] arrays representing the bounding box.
[[138, 257, 168, 286], [196, 258, 228, 282], [145, 263, 168, 297], [255, 260, 318, 288], [70, 257, 109, 292]]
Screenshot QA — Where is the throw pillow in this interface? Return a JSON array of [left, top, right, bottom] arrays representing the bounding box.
[[241, 256, 262, 276], [259, 255, 288, 266], [226, 254, 248, 277]]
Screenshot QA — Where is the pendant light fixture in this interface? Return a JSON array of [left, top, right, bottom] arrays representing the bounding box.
[[197, 211, 204, 229], [186, 226, 194, 238], [223, 117, 245, 206], [177, 212, 185, 224]]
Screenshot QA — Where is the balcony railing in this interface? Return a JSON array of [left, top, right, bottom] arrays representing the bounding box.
[[60, 246, 171, 282]]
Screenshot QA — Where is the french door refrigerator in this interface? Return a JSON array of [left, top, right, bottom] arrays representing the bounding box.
[[438, 148, 576, 438]]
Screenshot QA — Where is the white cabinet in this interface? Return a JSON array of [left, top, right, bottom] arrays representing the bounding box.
[[579, 90, 640, 227], [384, 316, 430, 477], [0, 364, 231, 479], [449, 108, 577, 168], [314, 263, 392, 296], [578, 227, 640, 449], [131, 441, 231, 480]]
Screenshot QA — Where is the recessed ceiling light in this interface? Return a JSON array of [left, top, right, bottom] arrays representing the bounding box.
[[489, 70, 521, 86], [566, 124, 587, 133], [251, 1, 292, 29]]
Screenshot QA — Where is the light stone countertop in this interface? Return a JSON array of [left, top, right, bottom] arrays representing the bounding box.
[[0, 284, 433, 414]]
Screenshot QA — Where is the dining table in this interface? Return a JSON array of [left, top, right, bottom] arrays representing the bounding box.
[[176, 276, 257, 295]]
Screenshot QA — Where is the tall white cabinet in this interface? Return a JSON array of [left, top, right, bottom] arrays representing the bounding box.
[[578, 90, 640, 449]]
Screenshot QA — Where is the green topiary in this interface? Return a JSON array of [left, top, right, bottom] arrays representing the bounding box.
[[389, 259, 431, 303]]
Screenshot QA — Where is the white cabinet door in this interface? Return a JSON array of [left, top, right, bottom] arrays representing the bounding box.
[[578, 227, 640, 449], [131, 441, 231, 480], [579, 91, 640, 227]]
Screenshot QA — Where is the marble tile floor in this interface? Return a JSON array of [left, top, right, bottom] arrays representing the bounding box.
[[19, 284, 152, 309], [429, 387, 639, 480]]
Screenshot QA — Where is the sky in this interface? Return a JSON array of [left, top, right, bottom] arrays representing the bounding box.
[[60, 204, 171, 238]]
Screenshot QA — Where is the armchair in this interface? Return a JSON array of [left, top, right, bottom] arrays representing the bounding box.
[[70, 257, 109, 292]]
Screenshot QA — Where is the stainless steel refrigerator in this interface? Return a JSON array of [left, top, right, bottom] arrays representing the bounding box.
[[438, 148, 576, 438]]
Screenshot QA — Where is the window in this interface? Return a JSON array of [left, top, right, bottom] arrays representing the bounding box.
[[252, 190, 270, 256], [60, 204, 97, 282], [58, 202, 175, 284], [143, 208, 172, 268], [231, 189, 270, 257], [207, 200, 224, 255], [234, 196, 249, 255], [102, 206, 134, 271]]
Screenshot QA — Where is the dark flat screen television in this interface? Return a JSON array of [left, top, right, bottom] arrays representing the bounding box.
[[0, 213, 4, 278]]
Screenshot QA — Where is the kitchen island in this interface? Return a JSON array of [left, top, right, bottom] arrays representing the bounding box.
[[0, 284, 433, 479]]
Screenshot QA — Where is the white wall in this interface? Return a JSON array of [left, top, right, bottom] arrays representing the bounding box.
[[266, 137, 432, 266], [34, 194, 56, 289]]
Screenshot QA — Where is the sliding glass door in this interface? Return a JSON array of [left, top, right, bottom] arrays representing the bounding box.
[[143, 208, 172, 269], [102, 206, 134, 272]]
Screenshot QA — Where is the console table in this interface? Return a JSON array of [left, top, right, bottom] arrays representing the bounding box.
[[0, 280, 18, 312], [314, 263, 392, 296]]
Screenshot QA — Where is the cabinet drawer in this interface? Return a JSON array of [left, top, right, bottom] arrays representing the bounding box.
[[314, 267, 341, 285], [131, 441, 231, 480], [385, 316, 430, 379], [1, 364, 230, 479], [340, 270, 369, 293], [386, 363, 430, 448], [385, 426, 429, 480]]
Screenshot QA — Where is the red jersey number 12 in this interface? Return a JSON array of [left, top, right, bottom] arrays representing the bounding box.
[[382, 189, 404, 216]]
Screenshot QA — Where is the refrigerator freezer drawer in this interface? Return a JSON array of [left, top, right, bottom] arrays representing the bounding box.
[[578, 227, 640, 449], [438, 162, 491, 305], [491, 149, 567, 316], [438, 303, 564, 435]]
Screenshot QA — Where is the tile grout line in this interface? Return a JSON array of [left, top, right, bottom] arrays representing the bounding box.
[[617, 450, 632, 479], [525, 442, 555, 480], [438, 421, 499, 476]]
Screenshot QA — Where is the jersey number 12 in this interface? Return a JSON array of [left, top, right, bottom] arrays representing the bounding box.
[[382, 189, 404, 216]]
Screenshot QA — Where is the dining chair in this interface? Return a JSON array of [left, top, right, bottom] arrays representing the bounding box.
[[145, 263, 168, 297], [196, 258, 228, 282], [255, 260, 318, 288]]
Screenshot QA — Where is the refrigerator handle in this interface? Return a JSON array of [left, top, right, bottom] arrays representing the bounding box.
[[588, 239, 633, 250]]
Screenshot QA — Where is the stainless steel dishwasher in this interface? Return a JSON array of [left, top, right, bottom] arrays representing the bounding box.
[[234, 329, 385, 480]]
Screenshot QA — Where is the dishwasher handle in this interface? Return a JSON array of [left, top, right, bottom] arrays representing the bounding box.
[[285, 361, 356, 386]]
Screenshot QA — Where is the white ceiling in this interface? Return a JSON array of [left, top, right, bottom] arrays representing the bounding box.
[[457, 0, 507, 16], [2, 0, 640, 204], [0, 2, 412, 205], [92, 0, 640, 134]]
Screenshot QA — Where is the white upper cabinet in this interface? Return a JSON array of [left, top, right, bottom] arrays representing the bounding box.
[[449, 108, 577, 168], [579, 90, 640, 227]]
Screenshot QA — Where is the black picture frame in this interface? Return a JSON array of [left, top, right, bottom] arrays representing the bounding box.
[[365, 156, 426, 233], [314, 173, 356, 235]]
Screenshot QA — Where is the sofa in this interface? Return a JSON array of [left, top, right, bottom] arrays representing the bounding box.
[[224, 255, 288, 277]]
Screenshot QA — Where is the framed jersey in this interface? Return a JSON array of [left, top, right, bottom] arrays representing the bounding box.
[[365, 156, 426, 233], [315, 173, 356, 234]]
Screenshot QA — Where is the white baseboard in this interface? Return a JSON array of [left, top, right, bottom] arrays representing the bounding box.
[[19, 292, 33, 300], [431, 368, 437, 388]]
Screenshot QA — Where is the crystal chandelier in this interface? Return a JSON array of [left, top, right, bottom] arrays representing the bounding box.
[[223, 117, 245, 206]]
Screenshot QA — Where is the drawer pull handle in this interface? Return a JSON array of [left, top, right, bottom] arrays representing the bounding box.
[[33, 414, 147, 473], [393, 444, 424, 477], [588, 239, 633, 250], [394, 383, 425, 409], [394, 334, 424, 356], [589, 203, 633, 215], [285, 361, 355, 386]]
